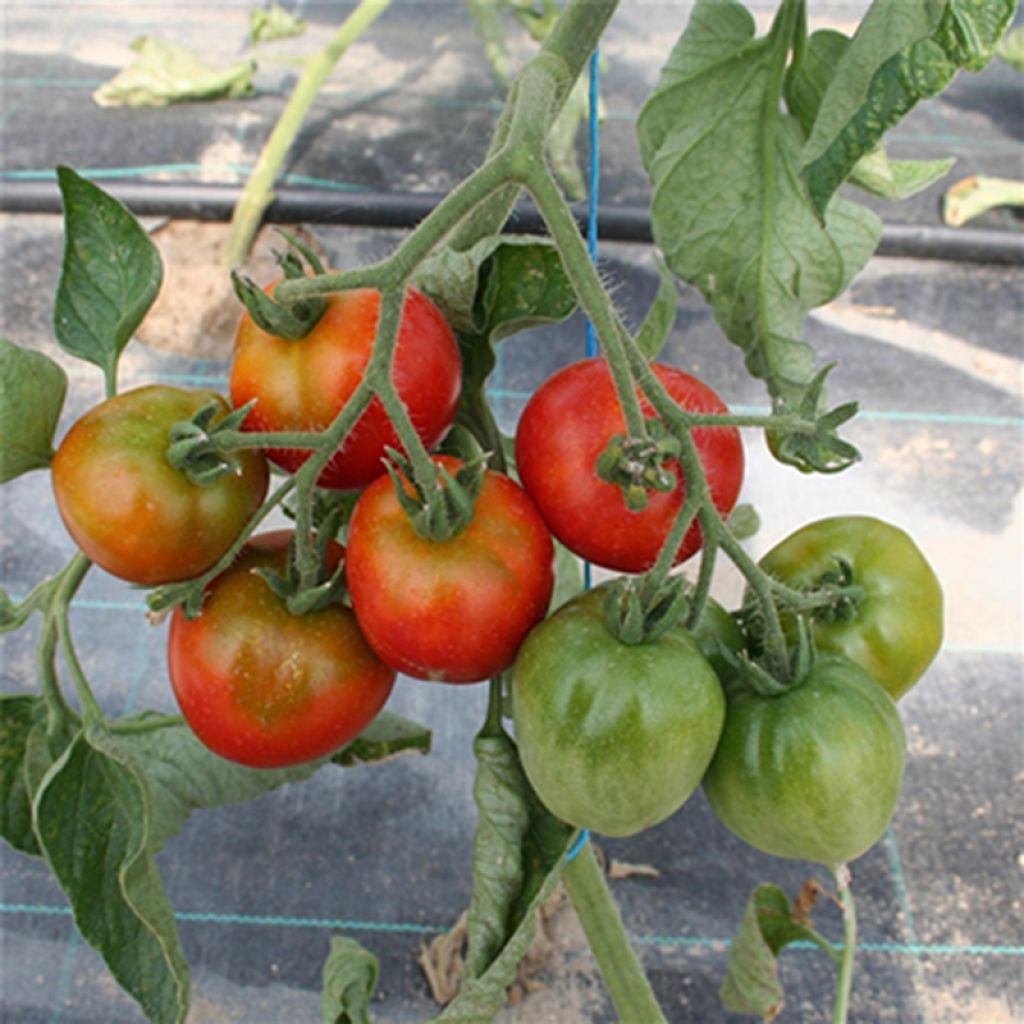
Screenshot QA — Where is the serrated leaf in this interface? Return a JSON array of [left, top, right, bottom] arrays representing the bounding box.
[[801, 0, 1017, 211], [321, 936, 379, 1024], [53, 167, 163, 384], [636, 0, 882, 408], [0, 338, 67, 482], [436, 727, 573, 1020], [93, 36, 256, 107], [720, 883, 837, 1021], [33, 729, 191, 1024], [250, 2, 307, 45], [332, 710, 432, 766]]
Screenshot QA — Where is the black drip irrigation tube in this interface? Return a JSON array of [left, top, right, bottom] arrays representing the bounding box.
[[2, 178, 1022, 265]]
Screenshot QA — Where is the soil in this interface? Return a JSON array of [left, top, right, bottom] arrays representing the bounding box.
[[135, 220, 325, 360]]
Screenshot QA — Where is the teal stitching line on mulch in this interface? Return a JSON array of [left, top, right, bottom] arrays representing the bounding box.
[[4, 903, 1023, 956]]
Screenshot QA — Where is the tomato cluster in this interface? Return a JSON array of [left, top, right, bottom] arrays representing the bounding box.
[[50, 274, 943, 866]]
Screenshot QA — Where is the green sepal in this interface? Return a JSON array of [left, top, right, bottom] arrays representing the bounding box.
[[383, 448, 487, 542], [165, 399, 255, 485], [601, 574, 691, 646], [766, 364, 861, 474]]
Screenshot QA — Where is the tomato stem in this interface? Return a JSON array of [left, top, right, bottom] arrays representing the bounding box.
[[220, 0, 392, 268], [832, 866, 857, 1024], [562, 838, 668, 1024], [523, 165, 649, 440]]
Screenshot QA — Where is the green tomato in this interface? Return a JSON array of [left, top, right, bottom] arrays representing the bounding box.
[[757, 515, 943, 700], [512, 586, 725, 838], [703, 652, 906, 866]]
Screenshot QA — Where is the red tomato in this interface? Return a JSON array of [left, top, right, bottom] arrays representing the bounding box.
[[345, 456, 555, 683], [230, 285, 461, 490], [168, 531, 395, 768], [51, 386, 268, 585], [515, 358, 744, 572]]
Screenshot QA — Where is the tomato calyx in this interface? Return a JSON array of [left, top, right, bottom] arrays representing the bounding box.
[[601, 573, 691, 645], [231, 232, 329, 340], [732, 614, 817, 696], [384, 449, 487, 542], [165, 399, 256, 485], [255, 521, 349, 616], [803, 558, 866, 624], [766, 365, 861, 474], [595, 419, 681, 512]]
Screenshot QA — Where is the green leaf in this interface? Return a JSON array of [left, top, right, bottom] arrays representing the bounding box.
[[93, 36, 256, 107], [332, 710, 433, 766], [800, 0, 1017, 211], [321, 936, 379, 1024], [634, 256, 678, 360], [636, 0, 882, 408], [110, 712, 327, 851], [996, 24, 1024, 70], [726, 503, 761, 542], [720, 883, 837, 1022], [53, 167, 163, 384], [250, 2, 307, 45], [785, 29, 956, 202], [33, 729, 191, 1024], [850, 147, 956, 200], [0, 696, 44, 855], [0, 338, 67, 482], [437, 727, 573, 1020], [943, 174, 1024, 225]]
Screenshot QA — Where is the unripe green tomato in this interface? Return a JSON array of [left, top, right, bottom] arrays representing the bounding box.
[[512, 587, 726, 838], [702, 652, 906, 866], [756, 515, 943, 700]]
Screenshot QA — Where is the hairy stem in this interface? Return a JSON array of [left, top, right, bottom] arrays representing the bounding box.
[[524, 166, 647, 437], [563, 839, 668, 1023]]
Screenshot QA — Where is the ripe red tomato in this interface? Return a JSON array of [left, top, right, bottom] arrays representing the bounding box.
[[229, 284, 461, 490], [345, 456, 555, 683], [51, 386, 269, 585], [168, 531, 395, 768], [515, 358, 744, 573]]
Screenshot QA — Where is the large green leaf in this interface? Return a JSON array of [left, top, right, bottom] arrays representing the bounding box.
[[321, 936, 379, 1024], [636, 0, 881, 408], [801, 0, 1017, 211], [33, 729, 191, 1024], [53, 167, 163, 386], [0, 337, 67, 482]]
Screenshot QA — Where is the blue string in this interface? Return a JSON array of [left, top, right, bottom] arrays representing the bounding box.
[[567, 48, 602, 866]]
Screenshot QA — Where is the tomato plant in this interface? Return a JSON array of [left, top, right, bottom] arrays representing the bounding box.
[[168, 531, 395, 768], [51, 385, 269, 585], [513, 586, 725, 837], [515, 357, 744, 572], [757, 515, 944, 700], [4, 0, 1005, 1017], [702, 652, 906, 866], [345, 455, 555, 683], [230, 284, 462, 490]]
